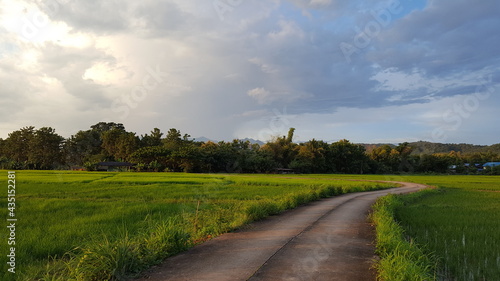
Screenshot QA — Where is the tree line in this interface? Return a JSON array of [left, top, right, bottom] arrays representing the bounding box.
[[0, 122, 499, 174]]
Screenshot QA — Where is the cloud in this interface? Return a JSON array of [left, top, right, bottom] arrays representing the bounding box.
[[268, 20, 305, 41], [288, 0, 345, 11], [248, 57, 280, 74], [34, 0, 131, 33], [237, 91, 500, 144], [368, 0, 500, 76], [0, 0, 498, 145], [247, 87, 312, 105], [247, 87, 273, 104]]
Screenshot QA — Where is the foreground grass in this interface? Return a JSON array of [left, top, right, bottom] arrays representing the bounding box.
[[373, 175, 500, 281], [0, 171, 393, 280], [371, 192, 436, 281]]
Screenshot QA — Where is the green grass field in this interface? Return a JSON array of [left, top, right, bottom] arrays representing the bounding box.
[[371, 175, 500, 281], [0, 171, 394, 280], [2, 171, 498, 280]]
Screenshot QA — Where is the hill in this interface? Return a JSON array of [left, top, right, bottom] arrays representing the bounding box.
[[360, 141, 500, 155]]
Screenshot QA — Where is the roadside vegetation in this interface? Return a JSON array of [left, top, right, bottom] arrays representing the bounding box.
[[0, 171, 394, 281], [371, 192, 436, 281], [372, 175, 500, 281]]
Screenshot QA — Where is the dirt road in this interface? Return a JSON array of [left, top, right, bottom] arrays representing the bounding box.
[[138, 181, 427, 281]]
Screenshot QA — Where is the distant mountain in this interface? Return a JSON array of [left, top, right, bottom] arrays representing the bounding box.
[[192, 138, 500, 154], [240, 138, 265, 145], [192, 136, 214, 143], [359, 143, 395, 153], [409, 141, 488, 155], [359, 141, 500, 155]]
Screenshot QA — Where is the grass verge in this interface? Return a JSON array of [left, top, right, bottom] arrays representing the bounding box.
[[371, 191, 436, 281], [39, 219, 190, 281]]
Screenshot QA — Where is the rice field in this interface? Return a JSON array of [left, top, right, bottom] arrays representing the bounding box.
[[393, 176, 500, 280], [372, 175, 500, 281], [3, 171, 498, 280], [0, 171, 393, 280]]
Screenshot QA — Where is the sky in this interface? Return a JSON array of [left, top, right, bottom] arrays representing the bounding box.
[[0, 0, 499, 145]]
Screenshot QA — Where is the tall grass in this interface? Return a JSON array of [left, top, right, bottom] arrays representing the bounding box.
[[394, 187, 500, 280], [0, 171, 394, 280], [39, 219, 190, 281], [373, 175, 500, 281], [371, 192, 436, 281]]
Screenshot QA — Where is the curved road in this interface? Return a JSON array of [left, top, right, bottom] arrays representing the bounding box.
[[138, 181, 427, 281]]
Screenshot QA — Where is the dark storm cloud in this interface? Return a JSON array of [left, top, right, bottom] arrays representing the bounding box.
[[369, 0, 500, 76]]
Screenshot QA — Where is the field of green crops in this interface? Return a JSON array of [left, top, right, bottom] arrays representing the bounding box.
[[0, 171, 394, 281], [393, 176, 500, 280], [369, 175, 500, 281], [2, 171, 498, 280]]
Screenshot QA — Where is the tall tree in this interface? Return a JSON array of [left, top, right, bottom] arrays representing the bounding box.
[[4, 126, 35, 167], [66, 122, 127, 165], [329, 139, 368, 174], [261, 128, 297, 168], [3, 126, 64, 169], [163, 128, 183, 150], [368, 145, 394, 173], [140, 128, 164, 147], [29, 127, 65, 169], [394, 142, 415, 172], [101, 129, 139, 161], [200, 141, 225, 172], [290, 139, 329, 173], [64, 129, 103, 166], [286, 127, 295, 143], [90, 122, 125, 134]]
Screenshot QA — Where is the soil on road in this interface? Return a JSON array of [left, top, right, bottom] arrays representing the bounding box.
[[137, 181, 427, 281]]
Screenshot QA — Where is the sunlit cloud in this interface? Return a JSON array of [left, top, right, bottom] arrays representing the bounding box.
[[0, 0, 498, 144]]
